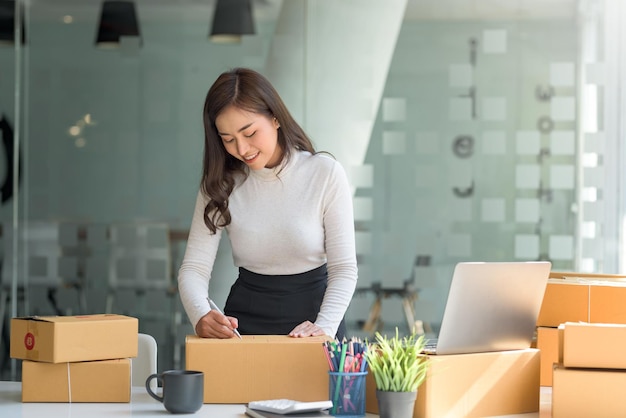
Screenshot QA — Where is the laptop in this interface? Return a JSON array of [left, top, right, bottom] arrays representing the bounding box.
[[423, 261, 551, 355]]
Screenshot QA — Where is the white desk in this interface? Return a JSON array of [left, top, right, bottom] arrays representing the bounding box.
[[0, 381, 551, 417], [0, 381, 379, 418]]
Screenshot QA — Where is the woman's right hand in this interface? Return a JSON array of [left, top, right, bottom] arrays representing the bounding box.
[[195, 310, 240, 339]]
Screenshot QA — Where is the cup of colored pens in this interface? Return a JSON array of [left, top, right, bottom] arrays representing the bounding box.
[[323, 339, 368, 417]]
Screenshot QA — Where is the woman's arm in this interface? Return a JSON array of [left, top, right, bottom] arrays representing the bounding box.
[[177, 191, 223, 331]]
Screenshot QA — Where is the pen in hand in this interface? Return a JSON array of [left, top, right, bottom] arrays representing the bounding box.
[[207, 298, 242, 339]]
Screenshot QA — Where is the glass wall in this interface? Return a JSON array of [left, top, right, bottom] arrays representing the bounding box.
[[1, 0, 624, 379]]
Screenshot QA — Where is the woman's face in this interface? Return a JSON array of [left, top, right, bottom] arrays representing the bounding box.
[[215, 105, 282, 170]]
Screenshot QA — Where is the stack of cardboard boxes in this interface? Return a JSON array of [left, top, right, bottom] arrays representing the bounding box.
[[535, 271, 626, 386], [10, 314, 138, 402], [552, 322, 626, 417]]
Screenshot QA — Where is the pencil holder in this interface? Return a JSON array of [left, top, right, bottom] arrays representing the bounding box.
[[328, 371, 367, 417]]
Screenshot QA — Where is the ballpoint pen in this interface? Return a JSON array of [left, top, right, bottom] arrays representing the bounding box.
[[207, 297, 242, 339]]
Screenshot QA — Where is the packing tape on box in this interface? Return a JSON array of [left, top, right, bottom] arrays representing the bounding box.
[[66, 363, 73, 403]]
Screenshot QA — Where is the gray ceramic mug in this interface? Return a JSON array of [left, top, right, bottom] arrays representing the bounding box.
[[146, 370, 204, 414]]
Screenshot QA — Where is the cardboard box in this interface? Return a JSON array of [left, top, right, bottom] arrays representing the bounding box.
[[11, 314, 138, 363], [536, 279, 626, 327], [559, 322, 626, 369], [185, 335, 331, 403], [22, 358, 131, 402], [590, 284, 626, 323], [366, 348, 540, 418], [536, 279, 590, 327], [552, 365, 626, 417], [537, 327, 559, 386]]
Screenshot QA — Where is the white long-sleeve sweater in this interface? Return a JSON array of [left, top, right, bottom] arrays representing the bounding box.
[[177, 151, 358, 337]]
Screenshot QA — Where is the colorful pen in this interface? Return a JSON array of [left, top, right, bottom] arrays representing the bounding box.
[[207, 298, 242, 339]]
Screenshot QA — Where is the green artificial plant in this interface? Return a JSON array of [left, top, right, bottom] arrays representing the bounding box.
[[364, 327, 431, 392]]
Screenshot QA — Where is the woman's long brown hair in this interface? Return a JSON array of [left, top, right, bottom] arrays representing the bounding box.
[[201, 68, 316, 233]]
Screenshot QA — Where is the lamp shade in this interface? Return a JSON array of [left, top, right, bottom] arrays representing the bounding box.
[[95, 0, 141, 49], [210, 0, 255, 44], [0, 0, 26, 45]]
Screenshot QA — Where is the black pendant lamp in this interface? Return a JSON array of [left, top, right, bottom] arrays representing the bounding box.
[[0, 0, 26, 45], [95, 0, 141, 49], [210, 0, 255, 44]]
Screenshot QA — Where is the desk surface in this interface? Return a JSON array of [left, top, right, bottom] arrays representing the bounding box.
[[0, 381, 551, 418]]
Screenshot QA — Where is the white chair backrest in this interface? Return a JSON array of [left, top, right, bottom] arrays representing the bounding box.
[[133, 333, 158, 391]]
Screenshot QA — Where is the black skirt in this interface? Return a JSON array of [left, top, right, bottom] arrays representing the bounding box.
[[224, 264, 346, 340]]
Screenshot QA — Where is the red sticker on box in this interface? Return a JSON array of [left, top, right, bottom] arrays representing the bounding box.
[[24, 332, 35, 350]]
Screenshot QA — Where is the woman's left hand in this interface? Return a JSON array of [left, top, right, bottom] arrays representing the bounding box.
[[288, 321, 326, 338]]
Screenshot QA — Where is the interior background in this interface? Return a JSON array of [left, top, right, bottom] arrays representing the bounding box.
[[1, 0, 624, 377]]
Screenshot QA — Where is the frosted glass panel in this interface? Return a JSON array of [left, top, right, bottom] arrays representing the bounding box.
[[584, 132, 605, 153], [585, 63, 606, 85], [583, 202, 604, 222], [416, 165, 438, 188], [451, 199, 472, 222], [449, 64, 473, 88], [353, 197, 373, 221], [351, 165, 374, 188], [415, 132, 440, 155], [382, 131, 406, 155], [515, 199, 540, 223], [448, 162, 473, 188], [355, 231, 372, 255], [550, 130, 575, 155], [583, 167, 604, 188], [549, 235, 574, 260], [483, 29, 507, 54], [447, 234, 471, 257], [516, 165, 541, 189], [383, 98, 406, 122], [551, 97, 576, 121], [515, 235, 540, 259], [550, 165, 575, 190], [516, 131, 540, 155], [481, 198, 506, 222], [550, 62, 575, 87], [482, 97, 507, 121], [449, 97, 473, 120], [481, 131, 507, 155]]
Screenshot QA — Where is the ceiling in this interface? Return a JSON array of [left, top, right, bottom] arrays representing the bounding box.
[[24, 0, 578, 23]]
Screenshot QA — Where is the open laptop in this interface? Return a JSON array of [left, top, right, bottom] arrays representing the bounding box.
[[423, 261, 551, 355]]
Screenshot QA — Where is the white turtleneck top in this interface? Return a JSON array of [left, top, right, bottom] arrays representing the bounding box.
[[177, 150, 358, 337]]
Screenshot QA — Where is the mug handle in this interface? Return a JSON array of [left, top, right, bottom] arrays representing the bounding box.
[[145, 373, 163, 402]]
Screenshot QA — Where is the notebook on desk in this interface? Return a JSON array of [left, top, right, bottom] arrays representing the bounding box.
[[423, 261, 551, 355]]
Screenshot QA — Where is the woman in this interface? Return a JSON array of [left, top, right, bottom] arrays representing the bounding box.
[[177, 68, 358, 339]]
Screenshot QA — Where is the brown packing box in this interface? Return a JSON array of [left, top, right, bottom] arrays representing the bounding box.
[[185, 335, 331, 403], [537, 327, 559, 386], [559, 322, 626, 369], [11, 314, 138, 363], [536, 279, 589, 327], [366, 348, 540, 418], [536, 278, 626, 327], [589, 283, 626, 323], [552, 365, 626, 417], [22, 358, 131, 402]]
